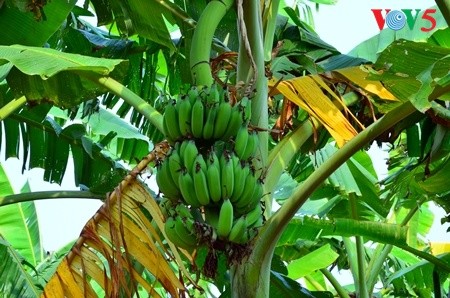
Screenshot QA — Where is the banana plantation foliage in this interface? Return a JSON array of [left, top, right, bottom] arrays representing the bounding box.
[[1, 0, 450, 297]]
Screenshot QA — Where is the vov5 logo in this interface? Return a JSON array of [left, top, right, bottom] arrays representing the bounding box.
[[371, 9, 437, 31]]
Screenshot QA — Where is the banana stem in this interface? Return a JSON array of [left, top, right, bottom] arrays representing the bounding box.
[[0, 191, 104, 207], [262, 0, 281, 61], [83, 74, 164, 133], [320, 268, 351, 298], [189, 0, 234, 86], [349, 193, 369, 298], [0, 96, 27, 120], [366, 201, 422, 294]]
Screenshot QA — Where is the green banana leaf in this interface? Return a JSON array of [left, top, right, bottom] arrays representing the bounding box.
[[270, 271, 333, 298], [279, 217, 408, 247], [0, 234, 41, 297], [371, 39, 450, 113], [0, 164, 43, 267], [0, 0, 76, 47], [287, 244, 338, 279], [2, 104, 127, 190], [89, 0, 183, 51], [387, 253, 450, 294], [0, 45, 128, 108]]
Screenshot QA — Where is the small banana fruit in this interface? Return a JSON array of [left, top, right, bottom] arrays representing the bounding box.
[[222, 104, 244, 140], [191, 96, 205, 138], [213, 101, 232, 139], [192, 159, 210, 206], [182, 140, 198, 173], [228, 216, 247, 244], [217, 199, 234, 239], [241, 130, 258, 160], [178, 171, 201, 208], [220, 151, 234, 199], [206, 151, 221, 203], [156, 160, 180, 201], [234, 125, 249, 159], [202, 105, 217, 140], [163, 101, 182, 142], [178, 97, 192, 136]]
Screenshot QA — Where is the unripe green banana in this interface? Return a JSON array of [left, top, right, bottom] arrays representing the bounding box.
[[179, 140, 188, 162], [206, 152, 221, 203], [193, 154, 207, 173], [163, 101, 182, 141], [213, 101, 232, 139], [156, 160, 181, 201], [206, 83, 220, 106], [234, 125, 249, 160], [217, 199, 234, 239], [182, 140, 199, 173], [178, 97, 192, 136], [191, 97, 205, 138], [241, 130, 259, 160], [230, 162, 250, 203], [228, 216, 248, 244], [202, 105, 218, 140], [178, 171, 201, 208], [192, 160, 210, 206], [222, 104, 244, 140], [162, 119, 175, 144], [164, 216, 194, 250], [168, 150, 183, 188], [234, 172, 257, 211], [236, 179, 263, 215], [245, 203, 263, 227], [187, 86, 199, 105], [174, 215, 198, 248], [159, 197, 175, 219], [175, 203, 193, 219], [220, 151, 234, 199]]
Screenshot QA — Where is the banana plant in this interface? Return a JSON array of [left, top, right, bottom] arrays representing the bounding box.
[[1, 0, 450, 297]]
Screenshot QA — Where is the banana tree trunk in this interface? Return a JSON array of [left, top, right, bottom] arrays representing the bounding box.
[[230, 253, 271, 297]]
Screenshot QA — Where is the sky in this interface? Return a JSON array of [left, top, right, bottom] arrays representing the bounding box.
[[2, 0, 449, 252]]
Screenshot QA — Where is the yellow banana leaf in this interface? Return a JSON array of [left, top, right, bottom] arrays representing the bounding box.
[[271, 75, 358, 147], [269, 66, 400, 146], [334, 66, 398, 101], [41, 151, 196, 298]]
